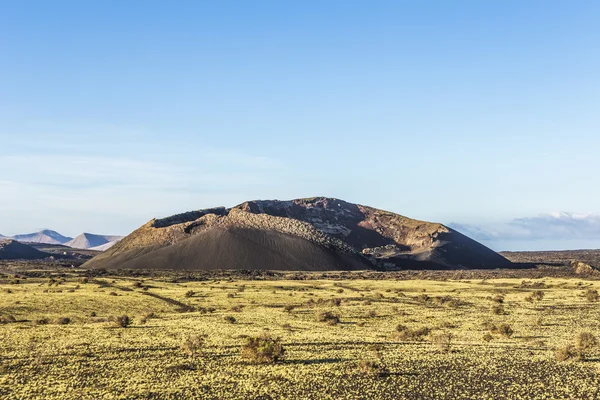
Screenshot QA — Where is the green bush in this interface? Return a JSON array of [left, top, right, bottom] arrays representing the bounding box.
[[240, 334, 285, 363]]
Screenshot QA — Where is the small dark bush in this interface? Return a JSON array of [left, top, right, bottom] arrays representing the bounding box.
[[240, 334, 285, 363], [0, 315, 16, 324], [526, 290, 545, 303], [491, 304, 505, 315], [482, 333, 494, 342], [490, 323, 513, 338], [114, 315, 131, 328], [555, 344, 583, 362], [575, 331, 597, 351], [284, 305, 295, 313], [357, 359, 389, 377], [224, 315, 236, 324], [585, 289, 600, 303], [316, 311, 340, 325], [396, 325, 431, 341], [55, 317, 71, 325]]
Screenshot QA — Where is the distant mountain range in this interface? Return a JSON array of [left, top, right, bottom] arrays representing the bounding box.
[[0, 230, 123, 250], [66, 233, 123, 251], [11, 229, 72, 245]]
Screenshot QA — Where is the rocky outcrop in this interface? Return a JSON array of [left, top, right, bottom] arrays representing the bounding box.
[[571, 260, 599, 275]]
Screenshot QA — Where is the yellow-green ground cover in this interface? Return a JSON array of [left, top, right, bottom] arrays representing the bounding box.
[[1, 274, 599, 399]]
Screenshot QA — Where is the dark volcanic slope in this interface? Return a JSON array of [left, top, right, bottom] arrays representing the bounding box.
[[0, 239, 49, 260], [85, 197, 511, 271], [90, 227, 370, 271]]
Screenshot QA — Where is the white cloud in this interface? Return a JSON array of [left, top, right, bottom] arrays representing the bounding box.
[[449, 212, 600, 251]]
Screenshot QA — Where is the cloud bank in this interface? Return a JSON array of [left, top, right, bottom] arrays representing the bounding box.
[[450, 212, 600, 251]]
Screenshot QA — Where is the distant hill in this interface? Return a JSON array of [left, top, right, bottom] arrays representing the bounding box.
[[11, 230, 72, 245], [88, 240, 122, 251], [85, 197, 511, 271], [0, 239, 49, 260], [65, 233, 123, 250]]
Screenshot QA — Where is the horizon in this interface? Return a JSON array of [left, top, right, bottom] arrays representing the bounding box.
[[2, 1, 600, 251]]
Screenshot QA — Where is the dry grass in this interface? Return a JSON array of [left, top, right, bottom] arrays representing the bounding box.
[[0, 273, 599, 399]]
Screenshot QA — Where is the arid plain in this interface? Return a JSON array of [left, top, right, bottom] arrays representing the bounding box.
[[1, 268, 599, 399]]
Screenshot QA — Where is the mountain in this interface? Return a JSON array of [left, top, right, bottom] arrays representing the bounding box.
[[11, 230, 72, 245], [65, 233, 123, 250], [84, 197, 511, 271], [88, 240, 122, 251], [0, 239, 49, 260]]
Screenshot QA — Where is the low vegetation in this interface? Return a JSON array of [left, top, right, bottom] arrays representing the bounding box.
[[0, 272, 599, 399]]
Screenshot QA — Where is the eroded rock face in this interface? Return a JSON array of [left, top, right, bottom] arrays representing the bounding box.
[[571, 260, 598, 275], [85, 197, 511, 271]]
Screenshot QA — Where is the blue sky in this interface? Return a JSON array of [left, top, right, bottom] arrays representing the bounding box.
[[1, 1, 599, 250]]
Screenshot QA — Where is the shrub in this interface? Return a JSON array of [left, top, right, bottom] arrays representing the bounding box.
[[185, 290, 195, 298], [492, 294, 504, 304], [181, 334, 205, 359], [357, 359, 388, 377], [575, 331, 597, 351], [491, 304, 505, 315], [139, 312, 156, 324], [34, 318, 49, 325], [482, 333, 494, 342], [224, 315, 236, 324], [114, 315, 131, 328], [555, 344, 583, 362], [284, 305, 295, 313], [330, 298, 342, 307], [526, 290, 545, 303], [490, 323, 513, 338], [585, 289, 600, 303], [165, 362, 196, 372], [396, 325, 431, 341], [431, 333, 453, 353], [316, 311, 340, 325], [55, 317, 71, 325], [416, 294, 430, 304], [0, 315, 16, 324], [240, 334, 285, 363]]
